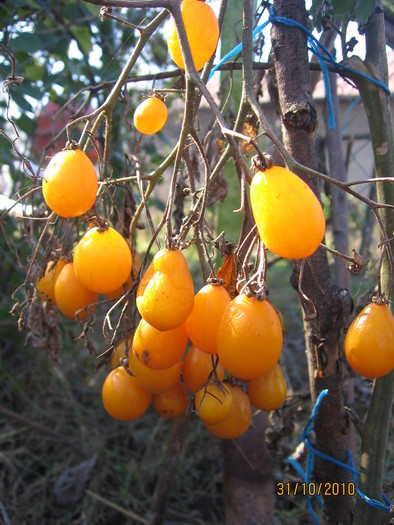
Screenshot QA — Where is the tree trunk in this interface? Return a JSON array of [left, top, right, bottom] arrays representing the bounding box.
[[271, 1, 353, 523], [348, 2, 394, 523]]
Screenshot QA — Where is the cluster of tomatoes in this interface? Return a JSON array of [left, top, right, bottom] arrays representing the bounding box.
[[36, 140, 394, 441], [35, 143, 290, 439], [100, 247, 289, 439], [35, 0, 394, 440]]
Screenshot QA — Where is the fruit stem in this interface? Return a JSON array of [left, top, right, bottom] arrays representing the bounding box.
[[251, 153, 273, 173]]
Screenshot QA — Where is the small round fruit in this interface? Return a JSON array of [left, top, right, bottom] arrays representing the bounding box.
[[182, 345, 225, 393], [36, 258, 67, 305], [42, 148, 98, 218], [73, 226, 132, 294], [133, 96, 167, 135], [205, 384, 252, 440], [54, 262, 97, 320], [345, 302, 394, 379], [153, 381, 189, 419], [195, 381, 233, 425], [250, 164, 325, 259], [166, 0, 219, 71], [137, 248, 194, 331], [129, 349, 182, 393], [132, 319, 188, 370], [217, 294, 283, 380], [186, 283, 231, 354], [248, 363, 287, 411], [102, 367, 152, 421]]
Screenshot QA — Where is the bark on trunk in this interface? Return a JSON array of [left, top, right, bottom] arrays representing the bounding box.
[[271, 1, 354, 523]]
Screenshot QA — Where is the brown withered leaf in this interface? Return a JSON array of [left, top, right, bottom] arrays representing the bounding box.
[[54, 454, 97, 506], [217, 252, 238, 299], [241, 120, 258, 154], [347, 249, 370, 273]]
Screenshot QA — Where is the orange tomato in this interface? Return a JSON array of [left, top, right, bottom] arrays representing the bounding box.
[[182, 345, 225, 393], [129, 348, 182, 393], [247, 363, 287, 411], [105, 251, 142, 301], [42, 148, 98, 218], [345, 302, 394, 379], [102, 367, 152, 421], [185, 283, 231, 354], [54, 262, 97, 320], [36, 257, 67, 305], [194, 381, 233, 425], [132, 319, 188, 370], [152, 381, 189, 419], [250, 165, 325, 259], [73, 226, 132, 294], [166, 0, 219, 71], [133, 96, 167, 135], [205, 384, 252, 439], [217, 294, 283, 380], [136, 248, 194, 331]]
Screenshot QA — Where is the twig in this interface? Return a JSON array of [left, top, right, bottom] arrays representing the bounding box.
[[85, 489, 148, 524], [0, 501, 13, 525]]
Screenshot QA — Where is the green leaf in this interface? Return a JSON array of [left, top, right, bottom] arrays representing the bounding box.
[[355, 0, 375, 27], [24, 63, 46, 81], [72, 25, 93, 54], [15, 114, 35, 135], [331, 0, 355, 17], [10, 33, 43, 53]]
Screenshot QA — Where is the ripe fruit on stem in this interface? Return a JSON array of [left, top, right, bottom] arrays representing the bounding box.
[[42, 148, 98, 218], [36, 258, 67, 305], [102, 367, 152, 421], [185, 283, 231, 354], [182, 346, 225, 393], [166, 0, 219, 71], [250, 155, 325, 259], [137, 248, 194, 331], [345, 301, 394, 379], [132, 319, 188, 370], [73, 226, 132, 294], [195, 381, 233, 425], [152, 381, 189, 419], [129, 348, 182, 394], [217, 294, 283, 380], [133, 96, 167, 135], [247, 363, 288, 411], [54, 261, 97, 320], [205, 384, 252, 439]]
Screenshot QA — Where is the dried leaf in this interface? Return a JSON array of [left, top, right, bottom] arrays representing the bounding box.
[[240, 120, 258, 154], [218, 252, 238, 299], [54, 454, 97, 507]]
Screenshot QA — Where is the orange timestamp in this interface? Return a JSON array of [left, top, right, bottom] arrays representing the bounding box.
[[276, 482, 356, 497]]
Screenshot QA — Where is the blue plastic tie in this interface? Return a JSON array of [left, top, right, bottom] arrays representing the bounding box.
[[208, 6, 391, 130], [285, 389, 392, 525]]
